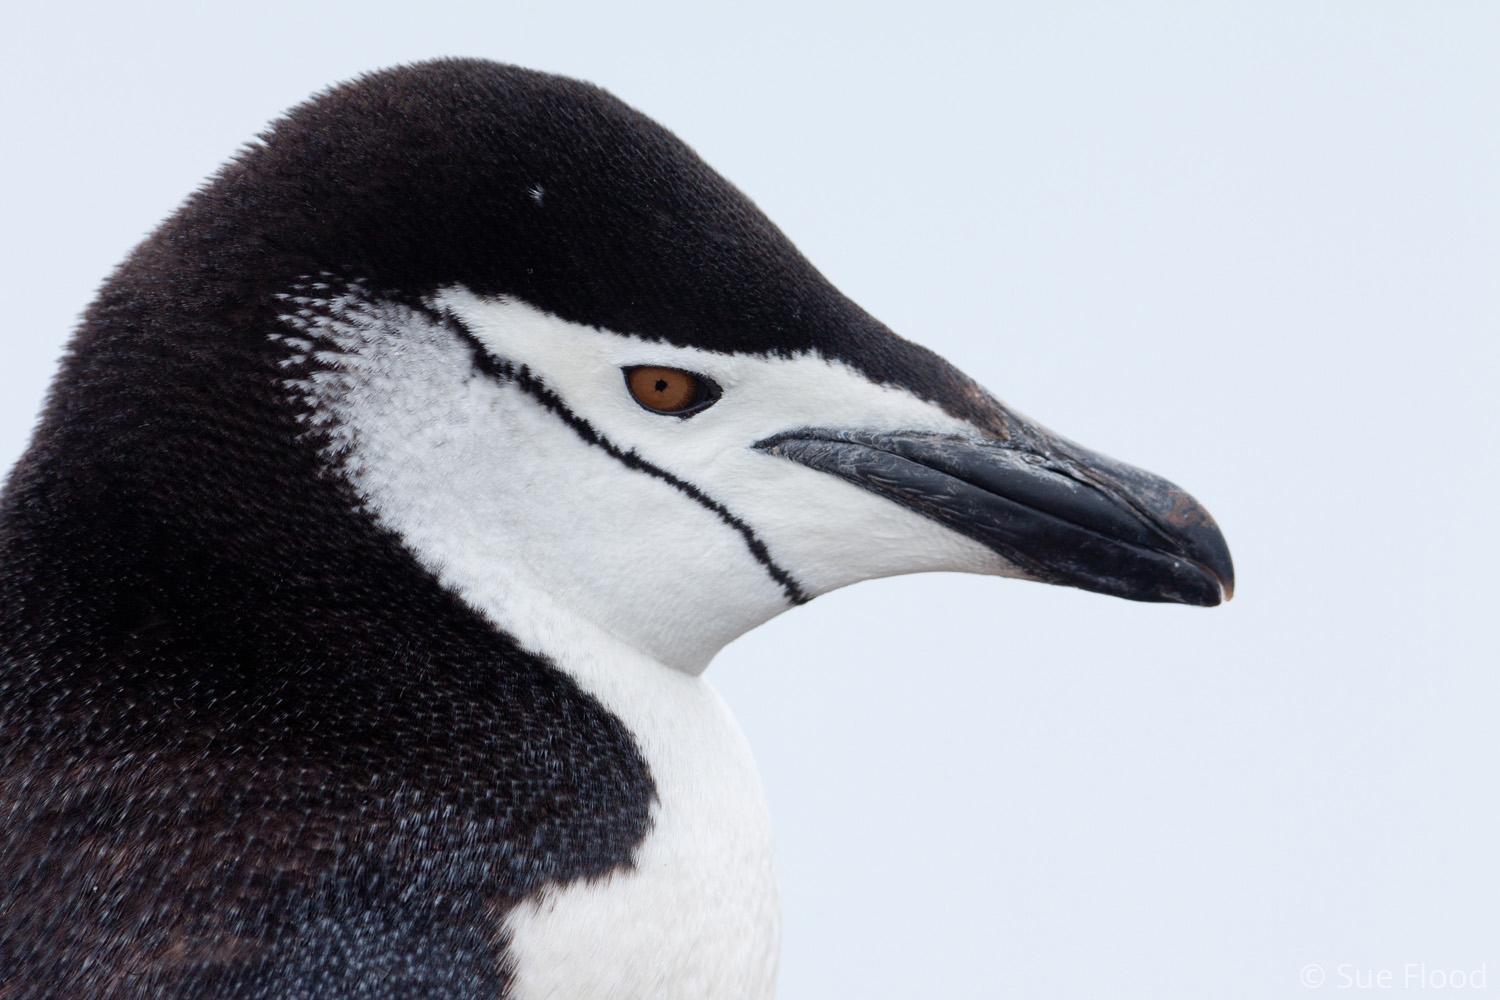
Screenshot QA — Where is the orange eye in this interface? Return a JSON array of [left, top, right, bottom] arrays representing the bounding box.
[[624, 366, 721, 416]]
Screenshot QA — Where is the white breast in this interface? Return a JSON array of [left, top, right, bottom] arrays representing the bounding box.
[[501, 639, 780, 1000]]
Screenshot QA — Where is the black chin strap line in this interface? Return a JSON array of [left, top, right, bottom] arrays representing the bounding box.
[[434, 305, 810, 607]]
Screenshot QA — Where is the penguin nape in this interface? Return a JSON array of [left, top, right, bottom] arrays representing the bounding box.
[[0, 60, 1233, 999]]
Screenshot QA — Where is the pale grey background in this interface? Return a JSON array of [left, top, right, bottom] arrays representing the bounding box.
[[3, 3, 1496, 997]]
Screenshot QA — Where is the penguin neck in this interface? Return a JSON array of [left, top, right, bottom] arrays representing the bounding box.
[[466, 524, 784, 1000], [433, 543, 695, 693]]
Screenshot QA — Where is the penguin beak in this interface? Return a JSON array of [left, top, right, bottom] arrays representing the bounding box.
[[754, 427, 1234, 607]]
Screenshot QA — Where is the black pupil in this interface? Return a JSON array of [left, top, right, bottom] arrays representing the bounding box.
[[654, 379, 668, 393]]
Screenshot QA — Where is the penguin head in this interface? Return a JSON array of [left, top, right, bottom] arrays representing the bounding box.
[[71, 60, 1233, 673]]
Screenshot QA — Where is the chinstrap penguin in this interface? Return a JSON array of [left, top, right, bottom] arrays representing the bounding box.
[[0, 60, 1233, 999]]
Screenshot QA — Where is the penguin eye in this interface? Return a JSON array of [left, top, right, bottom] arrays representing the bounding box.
[[624, 366, 721, 417]]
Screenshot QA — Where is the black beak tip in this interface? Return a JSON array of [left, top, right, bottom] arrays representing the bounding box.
[[1114, 465, 1233, 607], [1179, 510, 1235, 606], [1212, 554, 1235, 604]]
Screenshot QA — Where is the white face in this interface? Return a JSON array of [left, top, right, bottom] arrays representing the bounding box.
[[277, 280, 1015, 673]]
